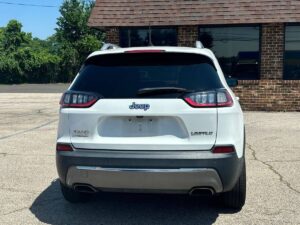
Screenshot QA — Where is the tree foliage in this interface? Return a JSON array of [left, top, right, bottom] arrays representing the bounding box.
[[54, 0, 103, 82], [3, 20, 30, 51], [0, 0, 104, 84]]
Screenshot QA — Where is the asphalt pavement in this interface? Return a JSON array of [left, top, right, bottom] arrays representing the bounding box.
[[0, 91, 299, 225]]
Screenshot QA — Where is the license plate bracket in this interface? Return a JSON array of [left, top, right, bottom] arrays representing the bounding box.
[[124, 117, 158, 137]]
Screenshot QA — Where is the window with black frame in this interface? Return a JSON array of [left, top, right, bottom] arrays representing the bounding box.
[[199, 26, 260, 80], [120, 27, 177, 47], [284, 25, 300, 80]]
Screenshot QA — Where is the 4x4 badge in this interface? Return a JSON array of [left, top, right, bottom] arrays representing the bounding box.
[[129, 102, 150, 111]]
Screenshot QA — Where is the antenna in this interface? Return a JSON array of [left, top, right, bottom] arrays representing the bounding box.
[[148, 23, 153, 46]]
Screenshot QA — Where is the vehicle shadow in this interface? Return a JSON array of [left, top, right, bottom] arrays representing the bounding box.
[[30, 180, 238, 225]]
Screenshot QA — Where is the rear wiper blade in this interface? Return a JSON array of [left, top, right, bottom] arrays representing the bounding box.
[[137, 87, 192, 96]]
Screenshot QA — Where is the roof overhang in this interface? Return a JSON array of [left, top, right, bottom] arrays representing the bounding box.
[[89, 0, 300, 28]]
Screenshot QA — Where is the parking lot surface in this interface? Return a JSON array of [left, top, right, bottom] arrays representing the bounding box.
[[0, 92, 299, 225]]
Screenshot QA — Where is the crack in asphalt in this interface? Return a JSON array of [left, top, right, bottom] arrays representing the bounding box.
[[0, 109, 57, 127], [0, 187, 38, 194], [245, 121, 265, 126], [265, 159, 300, 163], [2, 206, 29, 216], [0, 116, 56, 126], [1, 197, 62, 216], [255, 218, 294, 224], [258, 208, 295, 216], [0, 119, 58, 141], [0, 152, 54, 157], [247, 143, 300, 195]]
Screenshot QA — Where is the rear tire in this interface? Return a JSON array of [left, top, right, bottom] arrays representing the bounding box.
[[60, 182, 90, 203], [222, 159, 246, 210]]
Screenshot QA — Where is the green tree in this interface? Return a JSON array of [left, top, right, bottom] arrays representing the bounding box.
[[0, 20, 60, 84], [0, 20, 28, 83], [2, 20, 31, 51], [0, 1, 103, 84], [0, 27, 4, 50], [55, 0, 104, 82]]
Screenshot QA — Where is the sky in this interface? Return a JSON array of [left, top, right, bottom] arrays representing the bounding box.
[[0, 0, 63, 39]]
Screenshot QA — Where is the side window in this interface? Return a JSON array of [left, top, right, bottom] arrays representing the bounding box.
[[120, 27, 177, 47], [199, 26, 260, 80], [284, 25, 300, 80]]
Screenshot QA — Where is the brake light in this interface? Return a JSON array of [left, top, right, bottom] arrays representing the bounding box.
[[60, 92, 98, 108], [125, 50, 165, 53], [212, 146, 235, 154], [56, 143, 73, 152], [184, 89, 233, 108]]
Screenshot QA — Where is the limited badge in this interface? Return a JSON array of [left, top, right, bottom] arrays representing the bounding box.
[[191, 131, 213, 136]]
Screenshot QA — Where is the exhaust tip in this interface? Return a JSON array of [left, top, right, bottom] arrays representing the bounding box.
[[189, 187, 215, 196], [73, 184, 98, 193]]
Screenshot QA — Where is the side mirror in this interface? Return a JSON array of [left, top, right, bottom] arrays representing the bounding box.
[[226, 77, 238, 87]]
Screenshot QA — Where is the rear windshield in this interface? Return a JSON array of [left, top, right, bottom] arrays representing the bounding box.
[[70, 53, 223, 98]]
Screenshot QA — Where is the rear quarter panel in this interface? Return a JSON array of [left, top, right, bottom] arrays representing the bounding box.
[[216, 103, 244, 158]]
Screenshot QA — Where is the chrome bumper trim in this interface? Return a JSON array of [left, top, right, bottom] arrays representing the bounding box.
[[66, 166, 223, 193], [76, 166, 211, 173]]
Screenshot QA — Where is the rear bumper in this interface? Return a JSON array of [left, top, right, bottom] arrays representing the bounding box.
[[56, 149, 244, 194]]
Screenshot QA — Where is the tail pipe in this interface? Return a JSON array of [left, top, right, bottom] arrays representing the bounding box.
[[73, 184, 98, 193], [189, 187, 215, 196]]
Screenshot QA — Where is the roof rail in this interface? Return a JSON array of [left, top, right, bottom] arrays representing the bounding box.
[[195, 41, 204, 49], [101, 43, 120, 51]]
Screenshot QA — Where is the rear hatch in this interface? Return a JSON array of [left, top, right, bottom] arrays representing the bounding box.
[[67, 51, 224, 151]]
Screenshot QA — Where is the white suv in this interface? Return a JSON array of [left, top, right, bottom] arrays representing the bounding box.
[[56, 46, 246, 209]]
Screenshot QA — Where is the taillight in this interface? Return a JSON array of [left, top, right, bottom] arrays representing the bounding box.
[[60, 92, 99, 108], [212, 146, 235, 154], [216, 90, 234, 107], [56, 143, 73, 152], [184, 89, 233, 108]]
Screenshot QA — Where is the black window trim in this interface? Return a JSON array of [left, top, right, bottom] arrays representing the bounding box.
[[198, 24, 262, 80], [119, 26, 178, 47], [283, 23, 300, 80]]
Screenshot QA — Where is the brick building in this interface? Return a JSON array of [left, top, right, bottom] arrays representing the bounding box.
[[88, 0, 300, 111]]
